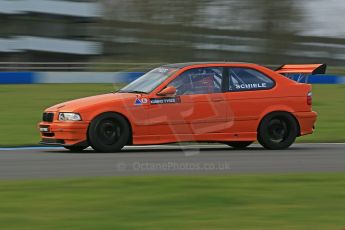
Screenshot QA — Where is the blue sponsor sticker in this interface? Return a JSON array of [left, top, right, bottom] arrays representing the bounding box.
[[134, 98, 148, 105], [135, 98, 142, 105]]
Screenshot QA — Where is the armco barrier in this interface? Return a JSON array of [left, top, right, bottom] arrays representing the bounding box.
[[308, 74, 345, 84], [0, 72, 35, 84], [287, 74, 345, 84], [0, 72, 144, 84], [0, 72, 344, 84]]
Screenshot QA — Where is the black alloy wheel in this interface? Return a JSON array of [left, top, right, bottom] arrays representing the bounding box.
[[88, 113, 130, 152], [258, 112, 298, 150]]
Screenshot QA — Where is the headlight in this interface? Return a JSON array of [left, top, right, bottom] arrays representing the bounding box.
[[58, 112, 82, 121]]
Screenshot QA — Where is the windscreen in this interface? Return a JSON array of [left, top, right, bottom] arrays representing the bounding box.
[[119, 67, 178, 93]]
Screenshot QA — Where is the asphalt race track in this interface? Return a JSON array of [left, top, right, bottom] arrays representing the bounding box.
[[0, 143, 344, 179]]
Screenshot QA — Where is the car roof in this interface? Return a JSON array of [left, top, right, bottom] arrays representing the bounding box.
[[162, 62, 254, 69]]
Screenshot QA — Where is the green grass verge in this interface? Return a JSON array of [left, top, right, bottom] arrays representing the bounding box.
[[298, 84, 345, 142], [0, 84, 344, 146], [0, 84, 124, 146], [0, 174, 345, 230]]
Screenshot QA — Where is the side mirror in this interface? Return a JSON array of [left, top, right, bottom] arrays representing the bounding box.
[[157, 86, 177, 96]]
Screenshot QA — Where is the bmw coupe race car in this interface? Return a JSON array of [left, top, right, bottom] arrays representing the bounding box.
[[39, 62, 318, 152]]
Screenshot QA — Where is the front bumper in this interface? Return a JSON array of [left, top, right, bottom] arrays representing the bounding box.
[[38, 121, 89, 146]]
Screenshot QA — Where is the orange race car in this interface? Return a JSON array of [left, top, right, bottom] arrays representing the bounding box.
[[39, 62, 318, 152]]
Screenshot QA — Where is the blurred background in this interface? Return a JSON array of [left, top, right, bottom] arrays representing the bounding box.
[[0, 0, 345, 230], [1, 3, 345, 229], [1, 0, 345, 146], [1, 0, 345, 71]]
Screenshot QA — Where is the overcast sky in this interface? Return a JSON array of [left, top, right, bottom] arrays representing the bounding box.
[[302, 0, 345, 37]]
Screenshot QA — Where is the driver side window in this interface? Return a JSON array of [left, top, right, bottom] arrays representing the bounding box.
[[167, 67, 223, 95]]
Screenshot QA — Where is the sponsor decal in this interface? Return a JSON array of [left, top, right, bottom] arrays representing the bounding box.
[[150, 97, 181, 105], [234, 83, 267, 90], [134, 98, 148, 105]]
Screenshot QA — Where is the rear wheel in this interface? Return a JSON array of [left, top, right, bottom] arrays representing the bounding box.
[[64, 146, 88, 152], [88, 113, 130, 152], [258, 112, 298, 150], [225, 141, 253, 149]]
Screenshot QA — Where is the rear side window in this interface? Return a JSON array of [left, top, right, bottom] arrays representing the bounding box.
[[228, 68, 275, 92]]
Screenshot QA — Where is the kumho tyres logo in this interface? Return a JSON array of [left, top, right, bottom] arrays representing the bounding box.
[[150, 97, 181, 105]]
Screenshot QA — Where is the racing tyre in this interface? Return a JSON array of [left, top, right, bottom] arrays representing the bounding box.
[[64, 146, 88, 152], [88, 113, 130, 153], [226, 141, 253, 149], [258, 112, 298, 150]]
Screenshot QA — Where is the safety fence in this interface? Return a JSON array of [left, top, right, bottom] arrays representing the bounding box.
[[0, 72, 144, 84], [0, 62, 164, 72], [0, 72, 344, 84]]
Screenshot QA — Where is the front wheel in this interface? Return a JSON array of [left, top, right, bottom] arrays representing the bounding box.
[[225, 141, 253, 149], [258, 112, 298, 150], [88, 113, 130, 153]]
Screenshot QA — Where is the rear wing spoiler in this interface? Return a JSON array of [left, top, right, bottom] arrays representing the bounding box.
[[276, 64, 327, 75], [275, 64, 327, 83]]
